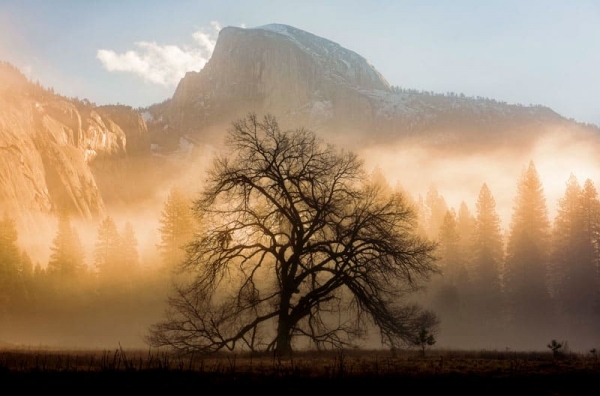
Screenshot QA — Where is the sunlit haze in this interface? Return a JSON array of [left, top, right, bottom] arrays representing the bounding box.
[[1, 0, 600, 355]]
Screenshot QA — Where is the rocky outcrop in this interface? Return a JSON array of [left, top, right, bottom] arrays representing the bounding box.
[[95, 105, 150, 156], [163, 24, 394, 144], [0, 62, 149, 238]]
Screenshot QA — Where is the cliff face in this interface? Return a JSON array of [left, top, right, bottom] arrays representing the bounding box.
[[164, 24, 393, 143], [149, 25, 600, 147], [0, 63, 149, 236], [148, 24, 599, 151]]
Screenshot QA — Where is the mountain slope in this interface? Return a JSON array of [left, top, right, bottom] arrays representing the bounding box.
[[0, 62, 150, 249], [144, 23, 600, 151]]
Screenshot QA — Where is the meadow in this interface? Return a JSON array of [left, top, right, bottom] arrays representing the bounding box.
[[1, 346, 598, 394]]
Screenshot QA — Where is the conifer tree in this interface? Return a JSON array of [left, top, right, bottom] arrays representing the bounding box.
[[423, 185, 449, 239], [473, 184, 504, 293], [0, 213, 22, 308], [580, 179, 600, 280], [552, 176, 599, 321], [47, 211, 86, 281], [503, 161, 553, 338], [438, 209, 463, 285], [119, 222, 140, 287], [94, 216, 121, 285], [157, 186, 195, 270], [471, 183, 505, 331]]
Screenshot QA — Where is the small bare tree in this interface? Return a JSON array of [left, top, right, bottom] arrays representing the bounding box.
[[146, 113, 439, 357], [411, 311, 439, 357], [547, 339, 564, 358]]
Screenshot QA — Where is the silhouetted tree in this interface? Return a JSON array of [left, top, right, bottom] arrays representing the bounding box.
[[503, 161, 553, 340], [410, 310, 439, 357], [147, 114, 439, 357]]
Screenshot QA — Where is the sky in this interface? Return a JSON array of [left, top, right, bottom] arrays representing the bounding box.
[[0, 0, 599, 126]]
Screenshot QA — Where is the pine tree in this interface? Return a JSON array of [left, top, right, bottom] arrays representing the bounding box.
[[120, 222, 140, 285], [157, 186, 195, 270], [0, 213, 22, 308], [473, 183, 504, 294], [552, 176, 599, 322], [580, 179, 600, 281], [94, 216, 121, 285], [47, 211, 86, 281], [503, 161, 553, 339], [457, 201, 476, 243], [456, 201, 476, 274], [423, 185, 449, 239], [471, 183, 505, 332], [438, 209, 464, 285]]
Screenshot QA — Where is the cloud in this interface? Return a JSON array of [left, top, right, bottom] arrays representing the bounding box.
[[97, 21, 221, 86]]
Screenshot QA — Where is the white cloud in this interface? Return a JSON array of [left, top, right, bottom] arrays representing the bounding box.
[[97, 21, 221, 86]]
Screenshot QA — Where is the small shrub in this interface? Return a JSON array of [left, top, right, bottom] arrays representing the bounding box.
[[547, 340, 563, 359]]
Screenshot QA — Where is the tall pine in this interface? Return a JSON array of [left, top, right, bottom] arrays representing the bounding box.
[[552, 176, 600, 333], [471, 183, 505, 334], [157, 186, 195, 271], [503, 161, 553, 342], [94, 216, 121, 287], [47, 211, 86, 281]]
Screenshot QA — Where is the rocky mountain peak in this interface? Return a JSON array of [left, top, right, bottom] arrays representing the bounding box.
[[162, 23, 394, 143], [247, 23, 391, 92]]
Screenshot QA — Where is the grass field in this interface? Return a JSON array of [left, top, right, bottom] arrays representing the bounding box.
[[1, 346, 599, 394]]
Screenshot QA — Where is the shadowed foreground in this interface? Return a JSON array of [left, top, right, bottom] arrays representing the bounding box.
[[0, 348, 598, 394]]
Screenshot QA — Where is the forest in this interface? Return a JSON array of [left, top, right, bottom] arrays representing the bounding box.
[[0, 130, 599, 355]]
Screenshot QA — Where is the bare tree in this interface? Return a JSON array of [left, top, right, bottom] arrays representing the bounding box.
[[146, 113, 439, 357]]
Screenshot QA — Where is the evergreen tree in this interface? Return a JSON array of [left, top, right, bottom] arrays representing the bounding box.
[[552, 176, 599, 323], [456, 201, 476, 274], [429, 209, 467, 343], [423, 185, 449, 239], [471, 183, 505, 332], [457, 201, 476, 243], [473, 184, 504, 293], [0, 213, 22, 309], [47, 211, 86, 281], [438, 209, 465, 285], [94, 216, 121, 285], [120, 222, 140, 287], [580, 179, 600, 283], [503, 161, 553, 340], [157, 186, 195, 270]]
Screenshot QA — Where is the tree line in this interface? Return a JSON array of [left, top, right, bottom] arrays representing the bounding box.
[[0, 115, 599, 353], [417, 162, 600, 350]]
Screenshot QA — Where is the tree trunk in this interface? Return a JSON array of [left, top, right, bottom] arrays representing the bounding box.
[[275, 288, 293, 358]]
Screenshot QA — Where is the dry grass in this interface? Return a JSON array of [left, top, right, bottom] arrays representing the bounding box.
[[1, 346, 599, 393]]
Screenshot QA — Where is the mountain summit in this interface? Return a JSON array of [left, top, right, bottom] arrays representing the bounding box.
[[157, 23, 393, 144], [146, 23, 599, 150]]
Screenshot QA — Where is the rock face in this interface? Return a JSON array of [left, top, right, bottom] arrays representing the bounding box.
[[0, 62, 149, 237], [161, 24, 393, 144], [148, 24, 600, 151]]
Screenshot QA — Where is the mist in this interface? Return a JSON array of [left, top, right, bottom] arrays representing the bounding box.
[[360, 127, 600, 230], [4, 119, 600, 352]]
